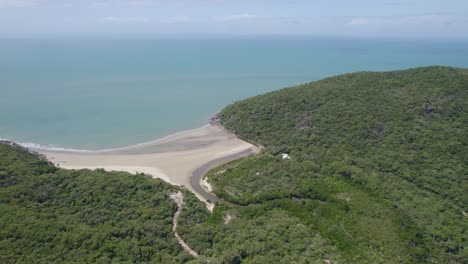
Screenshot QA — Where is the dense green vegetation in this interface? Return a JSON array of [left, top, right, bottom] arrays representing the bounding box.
[[0, 143, 343, 263], [207, 66, 467, 263], [0, 143, 197, 263], [178, 198, 344, 263], [1, 66, 466, 263]]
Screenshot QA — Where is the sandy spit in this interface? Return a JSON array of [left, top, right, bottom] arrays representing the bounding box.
[[35, 124, 259, 206]]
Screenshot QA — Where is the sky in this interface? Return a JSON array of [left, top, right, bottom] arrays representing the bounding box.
[[0, 0, 467, 38]]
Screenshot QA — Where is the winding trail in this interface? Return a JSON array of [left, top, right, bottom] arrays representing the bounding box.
[[189, 148, 256, 206], [170, 148, 256, 257], [26, 125, 259, 257], [169, 192, 199, 258]]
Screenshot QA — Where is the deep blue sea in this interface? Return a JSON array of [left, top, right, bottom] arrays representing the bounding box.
[[1, 36, 467, 149]]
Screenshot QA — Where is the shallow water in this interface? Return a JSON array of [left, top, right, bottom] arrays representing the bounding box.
[[1, 36, 467, 149]]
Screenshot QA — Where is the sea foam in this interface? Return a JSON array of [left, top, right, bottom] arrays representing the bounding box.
[[17, 142, 96, 153]]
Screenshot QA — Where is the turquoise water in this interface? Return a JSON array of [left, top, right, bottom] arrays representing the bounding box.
[[1, 36, 468, 149]]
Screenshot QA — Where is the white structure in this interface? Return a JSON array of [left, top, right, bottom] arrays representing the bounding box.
[[281, 153, 291, 160]]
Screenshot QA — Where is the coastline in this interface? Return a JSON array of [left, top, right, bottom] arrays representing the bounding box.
[[15, 124, 213, 154], [34, 124, 259, 208]]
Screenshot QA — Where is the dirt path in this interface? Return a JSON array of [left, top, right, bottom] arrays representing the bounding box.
[[169, 192, 199, 258]]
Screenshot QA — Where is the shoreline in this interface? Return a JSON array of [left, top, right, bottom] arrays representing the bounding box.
[[16, 124, 213, 154], [34, 124, 259, 208]]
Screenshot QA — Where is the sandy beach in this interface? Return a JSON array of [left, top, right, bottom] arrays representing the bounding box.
[[35, 125, 259, 206]]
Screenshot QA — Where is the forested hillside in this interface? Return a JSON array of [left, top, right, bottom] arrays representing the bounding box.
[[0, 143, 199, 263], [208, 66, 467, 263], [0, 143, 343, 263]]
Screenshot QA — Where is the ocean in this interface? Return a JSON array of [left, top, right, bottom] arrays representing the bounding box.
[[1, 36, 467, 150]]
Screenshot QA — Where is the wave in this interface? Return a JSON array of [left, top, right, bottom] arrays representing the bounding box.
[[1, 123, 212, 153], [1, 137, 103, 153], [16, 142, 97, 153]]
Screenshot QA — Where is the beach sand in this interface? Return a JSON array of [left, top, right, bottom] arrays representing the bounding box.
[[35, 125, 259, 206]]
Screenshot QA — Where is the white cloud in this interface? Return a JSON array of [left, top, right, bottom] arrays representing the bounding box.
[[129, 0, 160, 7], [0, 0, 36, 8], [343, 14, 468, 37], [90, 0, 161, 8], [215, 13, 257, 22], [161, 16, 191, 23], [103, 16, 151, 23], [348, 18, 369, 26], [89, 1, 110, 8], [102, 15, 192, 24], [347, 14, 466, 27]]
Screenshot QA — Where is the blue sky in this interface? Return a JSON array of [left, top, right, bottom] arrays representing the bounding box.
[[1, 0, 467, 38]]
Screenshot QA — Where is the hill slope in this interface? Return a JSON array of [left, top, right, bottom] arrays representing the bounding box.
[[0, 143, 202, 263], [0, 143, 339, 263], [209, 66, 467, 263]]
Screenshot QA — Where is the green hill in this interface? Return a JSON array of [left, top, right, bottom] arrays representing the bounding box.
[[0, 143, 203, 263], [205, 66, 467, 263]]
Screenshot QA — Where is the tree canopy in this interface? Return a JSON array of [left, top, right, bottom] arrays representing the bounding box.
[[0, 143, 196, 263], [207, 66, 467, 263]]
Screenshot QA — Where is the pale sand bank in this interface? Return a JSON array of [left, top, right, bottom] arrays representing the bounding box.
[[59, 165, 174, 185], [35, 125, 259, 205]]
